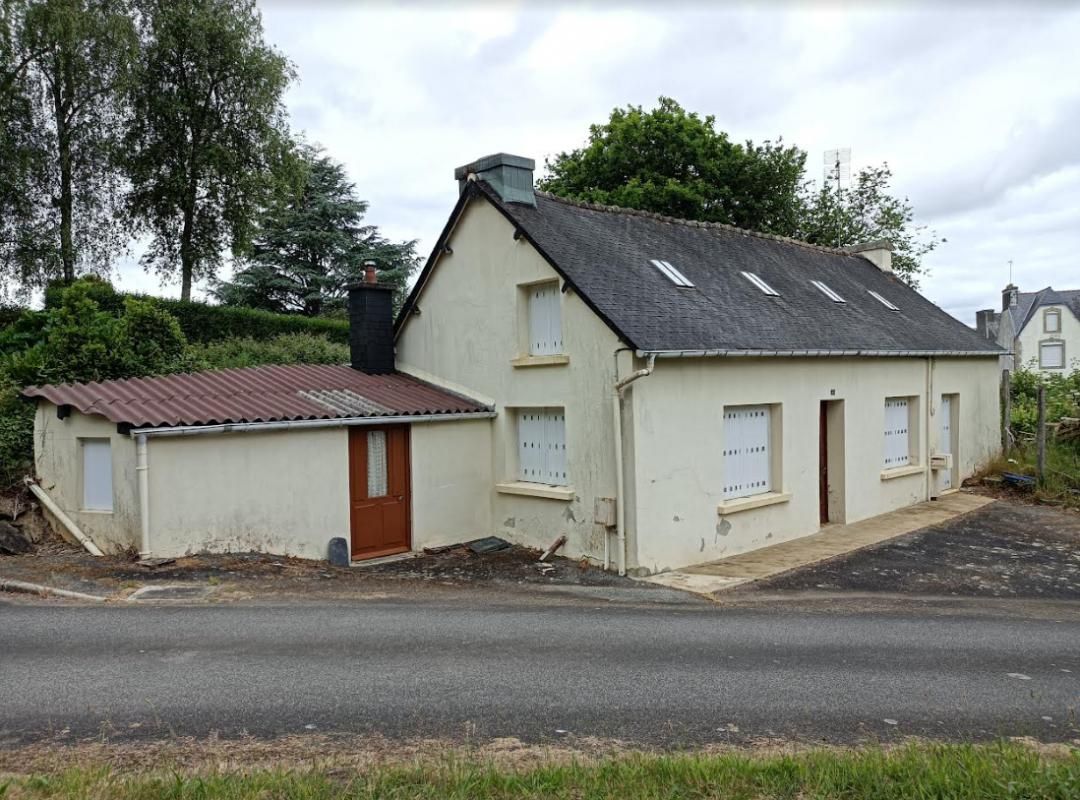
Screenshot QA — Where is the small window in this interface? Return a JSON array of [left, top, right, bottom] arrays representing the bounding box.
[[868, 290, 899, 311], [528, 282, 562, 355], [367, 430, 388, 497], [517, 408, 567, 485], [811, 280, 845, 303], [722, 405, 772, 500], [883, 398, 912, 469], [649, 259, 694, 288], [741, 271, 779, 296], [1044, 309, 1061, 334], [1040, 341, 1065, 369], [81, 439, 113, 511]]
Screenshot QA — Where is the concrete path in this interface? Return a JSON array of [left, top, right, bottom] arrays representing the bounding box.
[[1, 598, 1077, 746], [645, 492, 994, 597]]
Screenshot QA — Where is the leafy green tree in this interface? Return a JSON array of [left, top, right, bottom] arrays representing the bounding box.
[[539, 97, 808, 235], [125, 0, 294, 301], [212, 144, 420, 315], [13, 0, 137, 283], [800, 164, 943, 287]]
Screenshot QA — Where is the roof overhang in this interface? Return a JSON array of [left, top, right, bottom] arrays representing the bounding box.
[[129, 410, 497, 439], [636, 348, 1005, 359]]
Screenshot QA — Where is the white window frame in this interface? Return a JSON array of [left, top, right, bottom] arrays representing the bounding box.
[[649, 259, 694, 288], [811, 280, 845, 303], [722, 405, 773, 501], [527, 281, 563, 356], [741, 271, 779, 296], [883, 397, 914, 469], [1039, 340, 1065, 370], [81, 438, 113, 512], [868, 290, 900, 311], [517, 408, 568, 486], [1044, 309, 1061, 334]]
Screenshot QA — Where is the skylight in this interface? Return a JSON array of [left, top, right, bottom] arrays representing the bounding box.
[[649, 259, 694, 288], [811, 280, 845, 303], [868, 289, 900, 311], [741, 271, 779, 296]]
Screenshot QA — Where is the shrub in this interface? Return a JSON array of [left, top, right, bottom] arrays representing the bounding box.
[[0, 382, 34, 488], [188, 332, 349, 370]]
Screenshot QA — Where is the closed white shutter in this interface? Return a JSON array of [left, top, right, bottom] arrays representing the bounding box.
[[1041, 342, 1064, 368], [939, 395, 953, 491], [82, 439, 113, 511], [518, 408, 568, 485], [723, 405, 771, 500], [528, 283, 562, 355], [883, 398, 910, 469]]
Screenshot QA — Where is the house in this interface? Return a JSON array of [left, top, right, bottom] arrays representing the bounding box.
[[23, 153, 1004, 574], [976, 285, 1079, 374]]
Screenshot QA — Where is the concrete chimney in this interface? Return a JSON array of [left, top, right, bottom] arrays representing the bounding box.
[[454, 153, 536, 206], [348, 261, 395, 374], [1002, 283, 1019, 311], [975, 309, 999, 341], [845, 239, 893, 273]]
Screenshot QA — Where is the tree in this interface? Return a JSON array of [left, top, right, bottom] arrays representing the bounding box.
[[212, 145, 420, 315], [13, 0, 136, 283], [543, 97, 940, 283], [539, 97, 807, 235], [799, 164, 942, 287], [125, 0, 294, 301]]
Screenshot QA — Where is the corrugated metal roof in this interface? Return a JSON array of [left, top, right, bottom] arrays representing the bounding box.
[[22, 364, 491, 429]]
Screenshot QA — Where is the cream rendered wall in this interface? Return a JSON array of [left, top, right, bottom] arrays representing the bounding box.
[[397, 198, 625, 561], [627, 356, 1000, 573], [32, 403, 140, 553], [1015, 306, 1080, 374], [146, 428, 350, 559]]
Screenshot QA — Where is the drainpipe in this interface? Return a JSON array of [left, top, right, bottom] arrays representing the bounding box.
[[925, 357, 933, 501], [611, 351, 656, 576], [136, 433, 151, 558]]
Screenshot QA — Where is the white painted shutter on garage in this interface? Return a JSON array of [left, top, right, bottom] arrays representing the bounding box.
[[883, 398, 911, 469], [722, 405, 771, 500], [528, 284, 562, 355], [518, 408, 567, 485], [81, 439, 113, 511]]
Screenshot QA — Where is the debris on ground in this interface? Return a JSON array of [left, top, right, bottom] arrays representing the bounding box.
[[465, 536, 511, 554], [135, 558, 175, 570], [539, 534, 567, 562]]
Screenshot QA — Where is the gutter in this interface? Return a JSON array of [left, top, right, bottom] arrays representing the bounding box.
[[611, 352, 656, 577], [636, 349, 1002, 358], [128, 411, 497, 439]]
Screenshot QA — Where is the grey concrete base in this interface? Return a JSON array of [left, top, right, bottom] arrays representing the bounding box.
[[128, 585, 216, 602]]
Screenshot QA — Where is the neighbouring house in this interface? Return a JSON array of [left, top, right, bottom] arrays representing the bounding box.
[[976, 284, 1079, 374], [23, 153, 1004, 574]]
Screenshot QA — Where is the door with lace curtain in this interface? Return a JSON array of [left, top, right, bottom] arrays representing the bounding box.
[[349, 426, 411, 560]]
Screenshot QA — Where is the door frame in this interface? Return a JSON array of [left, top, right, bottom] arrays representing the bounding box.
[[819, 399, 846, 526], [937, 394, 959, 495], [348, 424, 412, 561]]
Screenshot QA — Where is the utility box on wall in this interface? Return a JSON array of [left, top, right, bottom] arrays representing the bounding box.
[[594, 496, 616, 528]]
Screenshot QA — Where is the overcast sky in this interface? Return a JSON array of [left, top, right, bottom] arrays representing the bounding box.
[[117, 0, 1080, 325]]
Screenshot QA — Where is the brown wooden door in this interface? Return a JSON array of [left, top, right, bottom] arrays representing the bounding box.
[[349, 425, 411, 560], [819, 401, 829, 525]]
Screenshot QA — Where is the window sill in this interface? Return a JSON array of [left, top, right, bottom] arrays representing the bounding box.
[[511, 354, 570, 368], [880, 464, 925, 481], [78, 509, 113, 515], [717, 491, 791, 516], [495, 481, 575, 501]]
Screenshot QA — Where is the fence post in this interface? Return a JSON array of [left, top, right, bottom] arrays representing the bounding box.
[[1036, 383, 1047, 485], [1001, 368, 1011, 452]]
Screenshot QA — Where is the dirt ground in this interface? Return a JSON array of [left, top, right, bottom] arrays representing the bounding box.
[[753, 500, 1080, 599]]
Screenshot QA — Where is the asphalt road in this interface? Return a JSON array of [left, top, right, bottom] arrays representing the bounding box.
[[2, 599, 1078, 746]]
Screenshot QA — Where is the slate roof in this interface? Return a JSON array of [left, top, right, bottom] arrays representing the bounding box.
[[1008, 287, 1080, 332], [22, 364, 492, 429], [402, 181, 1002, 356]]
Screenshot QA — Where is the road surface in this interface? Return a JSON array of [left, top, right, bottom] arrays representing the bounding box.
[[2, 598, 1077, 745]]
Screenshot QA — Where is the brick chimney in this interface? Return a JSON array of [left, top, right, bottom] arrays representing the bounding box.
[[348, 260, 395, 374], [454, 153, 535, 206], [845, 239, 893, 273], [1002, 283, 1019, 311]]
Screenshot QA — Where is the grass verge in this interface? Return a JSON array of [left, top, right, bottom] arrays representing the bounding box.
[[3, 742, 1078, 799]]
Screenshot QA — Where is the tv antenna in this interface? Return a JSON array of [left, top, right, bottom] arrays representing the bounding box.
[[824, 148, 851, 193]]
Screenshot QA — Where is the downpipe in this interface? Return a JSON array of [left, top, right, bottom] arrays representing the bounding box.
[[611, 352, 656, 576], [136, 434, 151, 558]]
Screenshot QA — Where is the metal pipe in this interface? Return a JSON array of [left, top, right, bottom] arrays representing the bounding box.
[[136, 434, 150, 558], [129, 410, 496, 439], [24, 479, 104, 557], [612, 352, 655, 576]]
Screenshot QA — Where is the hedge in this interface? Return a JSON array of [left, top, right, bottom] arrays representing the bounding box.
[[43, 281, 349, 345]]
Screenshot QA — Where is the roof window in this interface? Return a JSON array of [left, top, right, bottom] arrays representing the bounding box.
[[811, 280, 845, 303], [741, 271, 779, 296], [649, 259, 693, 288], [868, 289, 900, 311]]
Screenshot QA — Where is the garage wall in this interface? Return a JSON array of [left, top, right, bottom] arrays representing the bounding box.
[[32, 403, 140, 553], [627, 356, 1000, 574]]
